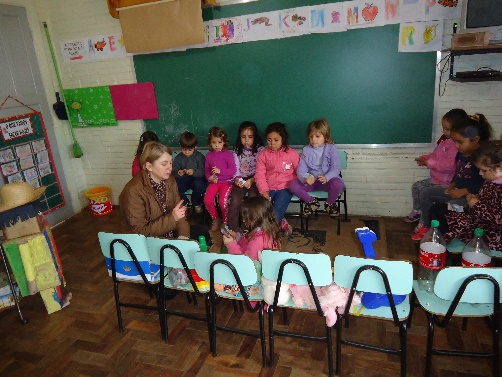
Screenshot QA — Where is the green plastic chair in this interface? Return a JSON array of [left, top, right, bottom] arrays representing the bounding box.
[[194, 252, 266, 367], [261, 249, 335, 376], [97, 232, 164, 338], [333, 255, 413, 377], [146, 238, 211, 343], [412, 267, 502, 377]]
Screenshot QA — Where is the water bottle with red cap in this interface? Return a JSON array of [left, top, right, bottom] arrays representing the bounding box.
[[461, 228, 491, 267], [417, 220, 446, 292]]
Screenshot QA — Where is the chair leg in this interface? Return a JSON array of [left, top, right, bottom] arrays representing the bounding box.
[[114, 282, 124, 332], [493, 317, 500, 377], [157, 289, 168, 341], [281, 307, 288, 324], [337, 216, 341, 236], [205, 294, 213, 353], [259, 303, 267, 367], [300, 201, 305, 234], [425, 312, 435, 377], [269, 306, 275, 367], [407, 291, 416, 329], [211, 294, 218, 357], [335, 314, 343, 375], [461, 317, 468, 331], [327, 325, 334, 377], [399, 321, 407, 377], [185, 291, 192, 304]]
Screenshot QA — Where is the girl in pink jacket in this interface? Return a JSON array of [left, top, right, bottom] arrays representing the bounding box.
[[255, 122, 300, 236], [223, 196, 282, 261], [405, 109, 468, 223]]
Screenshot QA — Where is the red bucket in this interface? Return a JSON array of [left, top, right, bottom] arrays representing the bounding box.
[[84, 186, 112, 215]]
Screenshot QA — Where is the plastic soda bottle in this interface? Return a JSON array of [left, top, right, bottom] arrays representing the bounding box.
[[198, 235, 208, 252], [417, 220, 446, 292], [461, 228, 491, 267]]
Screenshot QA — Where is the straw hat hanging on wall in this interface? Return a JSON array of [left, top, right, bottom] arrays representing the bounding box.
[[0, 182, 46, 213]]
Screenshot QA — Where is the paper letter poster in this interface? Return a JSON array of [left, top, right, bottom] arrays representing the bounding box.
[[399, 20, 444, 52]]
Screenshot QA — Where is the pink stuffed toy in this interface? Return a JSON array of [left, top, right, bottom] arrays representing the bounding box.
[[290, 283, 361, 327], [290, 284, 316, 308], [318, 283, 361, 327]]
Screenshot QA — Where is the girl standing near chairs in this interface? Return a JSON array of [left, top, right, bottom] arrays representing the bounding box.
[[204, 127, 237, 231], [223, 196, 282, 262], [227, 121, 265, 231], [255, 122, 300, 236], [132, 131, 159, 176], [290, 118, 344, 218]]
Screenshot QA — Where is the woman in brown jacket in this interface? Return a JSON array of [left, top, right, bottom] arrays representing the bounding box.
[[119, 142, 190, 238]]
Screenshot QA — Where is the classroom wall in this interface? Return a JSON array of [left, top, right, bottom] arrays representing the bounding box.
[[4, 0, 501, 218]]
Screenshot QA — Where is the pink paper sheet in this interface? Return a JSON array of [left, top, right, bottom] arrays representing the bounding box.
[[110, 82, 158, 120]]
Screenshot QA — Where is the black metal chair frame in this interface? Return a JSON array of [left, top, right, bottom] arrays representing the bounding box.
[[268, 258, 334, 377], [300, 177, 349, 236], [208, 259, 267, 367], [158, 244, 212, 346], [109, 238, 164, 338], [336, 265, 409, 377], [420, 274, 500, 377]]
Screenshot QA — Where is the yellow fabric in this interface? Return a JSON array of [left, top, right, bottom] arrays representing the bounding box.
[[39, 288, 62, 314], [18, 235, 60, 293]]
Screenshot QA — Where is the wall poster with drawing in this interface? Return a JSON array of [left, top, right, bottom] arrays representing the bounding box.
[[0, 111, 65, 213]]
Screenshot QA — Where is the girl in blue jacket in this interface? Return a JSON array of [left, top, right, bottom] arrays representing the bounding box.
[[290, 118, 344, 217]]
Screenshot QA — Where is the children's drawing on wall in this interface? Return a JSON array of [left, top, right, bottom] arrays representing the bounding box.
[[242, 11, 277, 42], [401, 25, 415, 46], [347, 1, 386, 28], [400, 0, 460, 22], [310, 3, 346, 33], [423, 24, 437, 44], [425, 0, 461, 20], [399, 20, 443, 52], [347, 5, 360, 26], [212, 18, 243, 45], [278, 8, 311, 36], [385, 0, 400, 23], [60, 34, 130, 63]]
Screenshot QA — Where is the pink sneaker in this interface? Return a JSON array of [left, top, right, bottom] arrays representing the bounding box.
[[404, 210, 421, 223], [411, 224, 429, 241], [280, 219, 293, 237]]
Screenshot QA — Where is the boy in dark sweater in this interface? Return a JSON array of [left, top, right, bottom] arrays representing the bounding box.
[[173, 132, 207, 213]]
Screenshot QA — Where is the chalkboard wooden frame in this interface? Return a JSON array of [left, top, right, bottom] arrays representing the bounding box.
[[134, 1, 437, 146]]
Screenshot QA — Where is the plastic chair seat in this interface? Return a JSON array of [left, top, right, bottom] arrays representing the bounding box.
[[412, 281, 494, 317]]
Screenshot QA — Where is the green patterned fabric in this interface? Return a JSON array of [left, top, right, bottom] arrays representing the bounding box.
[[64, 86, 118, 128]]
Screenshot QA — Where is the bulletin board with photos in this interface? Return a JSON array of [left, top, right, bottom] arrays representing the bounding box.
[[0, 112, 65, 213]]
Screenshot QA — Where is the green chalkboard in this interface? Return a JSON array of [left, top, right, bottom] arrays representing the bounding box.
[[134, 1, 436, 146]]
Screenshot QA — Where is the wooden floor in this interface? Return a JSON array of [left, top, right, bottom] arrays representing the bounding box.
[[0, 208, 500, 377]]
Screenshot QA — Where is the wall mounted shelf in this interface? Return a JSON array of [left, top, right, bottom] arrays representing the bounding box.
[[443, 44, 502, 82]]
